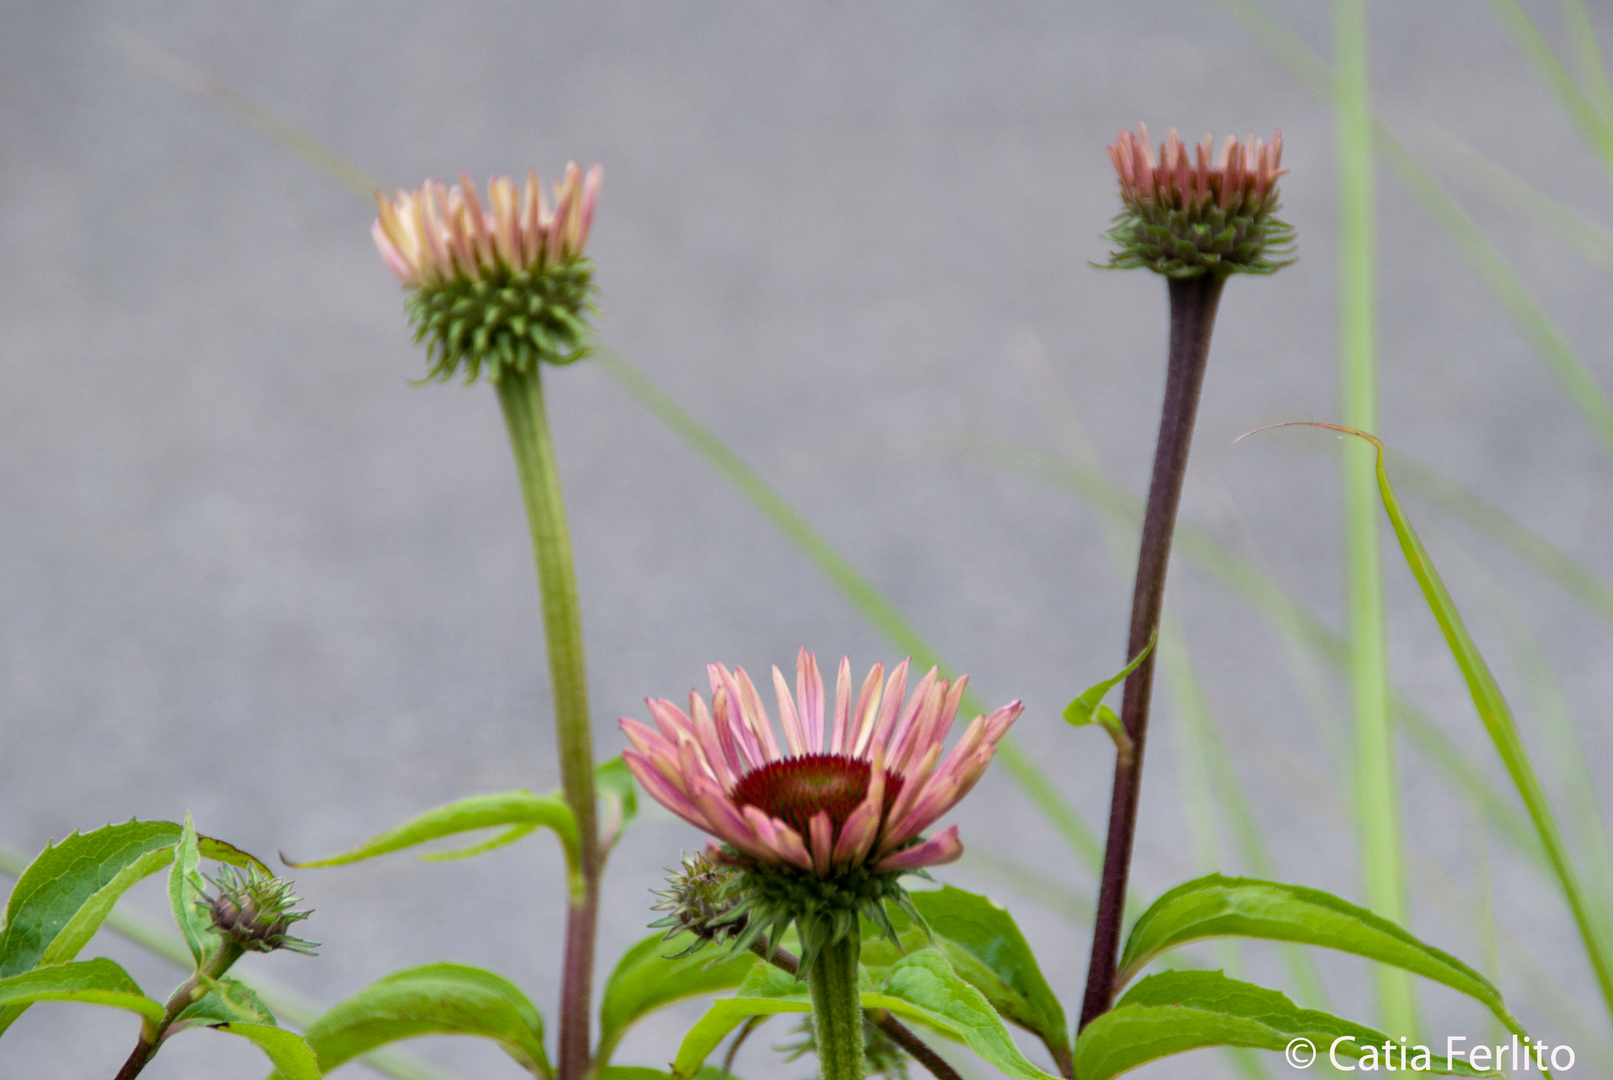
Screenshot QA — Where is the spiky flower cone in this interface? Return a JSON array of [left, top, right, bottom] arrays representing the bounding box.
[[1104, 124, 1293, 279], [372, 163, 602, 381]]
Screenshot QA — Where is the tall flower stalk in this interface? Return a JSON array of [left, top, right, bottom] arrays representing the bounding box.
[[623, 651, 1022, 1079], [372, 163, 605, 1080], [1079, 126, 1292, 1029]]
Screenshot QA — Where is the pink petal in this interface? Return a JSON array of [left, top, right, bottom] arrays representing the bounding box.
[[797, 649, 825, 752], [371, 219, 415, 283], [830, 656, 852, 754], [731, 666, 781, 762], [689, 690, 739, 789], [887, 669, 941, 774], [861, 659, 910, 758], [577, 164, 602, 251], [622, 750, 708, 831], [809, 810, 833, 878], [848, 662, 885, 759], [773, 665, 807, 757], [743, 806, 813, 872], [872, 826, 963, 873]]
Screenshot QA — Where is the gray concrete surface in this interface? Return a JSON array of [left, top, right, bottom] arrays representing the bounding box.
[[3, 1, 1613, 1076]]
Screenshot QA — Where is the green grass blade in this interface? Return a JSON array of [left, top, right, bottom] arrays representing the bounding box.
[[1388, 453, 1613, 626], [1398, 117, 1613, 271], [1483, 0, 1613, 181], [1223, 0, 1613, 461], [1337, 426, 1613, 1025], [1336, 0, 1416, 1036], [589, 346, 1105, 873], [1563, 0, 1613, 127]]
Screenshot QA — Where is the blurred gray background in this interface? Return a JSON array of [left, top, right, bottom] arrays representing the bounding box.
[[4, 1, 1613, 1076]]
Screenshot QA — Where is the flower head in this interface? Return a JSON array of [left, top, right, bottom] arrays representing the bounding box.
[[623, 652, 1020, 964], [200, 866, 317, 956], [1103, 124, 1294, 278], [623, 651, 1020, 880], [371, 163, 603, 381]]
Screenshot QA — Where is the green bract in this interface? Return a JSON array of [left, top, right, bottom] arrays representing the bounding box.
[[1103, 197, 1295, 279], [406, 255, 596, 383]]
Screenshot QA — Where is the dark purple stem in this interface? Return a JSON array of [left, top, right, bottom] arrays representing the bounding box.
[[1079, 274, 1224, 1030]]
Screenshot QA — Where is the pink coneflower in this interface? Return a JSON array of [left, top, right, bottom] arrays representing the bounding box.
[[621, 651, 1021, 880], [369, 164, 603, 381], [1102, 123, 1294, 278], [372, 163, 602, 289], [1110, 124, 1285, 216]]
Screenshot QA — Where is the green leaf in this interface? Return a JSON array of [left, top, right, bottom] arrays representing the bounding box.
[[908, 886, 1070, 1072], [1062, 633, 1154, 728], [600, 1069, 732, 1080], [294, 962, 551, 1078], [0, 957, 163, 1023], [671, 996, 810, 1077], [1117, 876, 1519, 1026], [169, 812, 212, 968], [865, 949, 1060, 1080], [285, 791, 579, 884], [596, 931, 758, 1067], [1074, 970, 1496, 1080], [0, 820, 261, 1034], [224, 1022, 321, 1080], [176, 976, 277, 1029]]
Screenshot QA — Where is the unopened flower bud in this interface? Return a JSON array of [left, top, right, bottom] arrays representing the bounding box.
[[200, 867, 318, 956], [649, 852, 747, 957]]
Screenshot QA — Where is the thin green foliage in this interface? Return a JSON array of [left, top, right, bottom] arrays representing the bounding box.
[[1482, 0, 1613, 182], [1335, 0, 1416, 1037], [1223, 0, 1613, 461], [1563, 0, 1613, 127], [1309, 424, 1613, 1026]]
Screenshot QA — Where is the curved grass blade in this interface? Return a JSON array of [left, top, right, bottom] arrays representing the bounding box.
[[290, 963, 551, 1079], [284, 791, 580, 890], [595, 932, 758, 1069], [1075, 970, 1497, 1080], [1564, 0, 1613, 127], [1325, 424, 1613, 1023], [590, 344, 1105, 874]]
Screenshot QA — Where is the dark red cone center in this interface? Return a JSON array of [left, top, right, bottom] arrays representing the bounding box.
[[730, 754, 904, 838]]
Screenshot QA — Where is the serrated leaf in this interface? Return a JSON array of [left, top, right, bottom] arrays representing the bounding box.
[[596, 931, 758, 1066], [0, 820, 261, 1035], [0, 957, 163, 1023], [908, 886, 1071, 1072], [223, 1022, 321, 1080], [175, 976, 276, 1029], [1075, 970, 1496, 1080], [1062, 633, 1155, 728], [292, 962, 550, 1078], [1117, 876, 1507, 1022], [286, 791, 579, 882], [169, 812, 212, 967]]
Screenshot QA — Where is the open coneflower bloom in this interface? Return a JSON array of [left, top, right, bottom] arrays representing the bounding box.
[[370, 163, 603, 380], [1103, 123, 1294, 278], [621, 651, 1021, 880]]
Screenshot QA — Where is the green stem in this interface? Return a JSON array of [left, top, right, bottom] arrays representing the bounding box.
[[495, 368, 598, 1080], [114, 942, 245, 1080], [808, 929, 865, 1080]]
